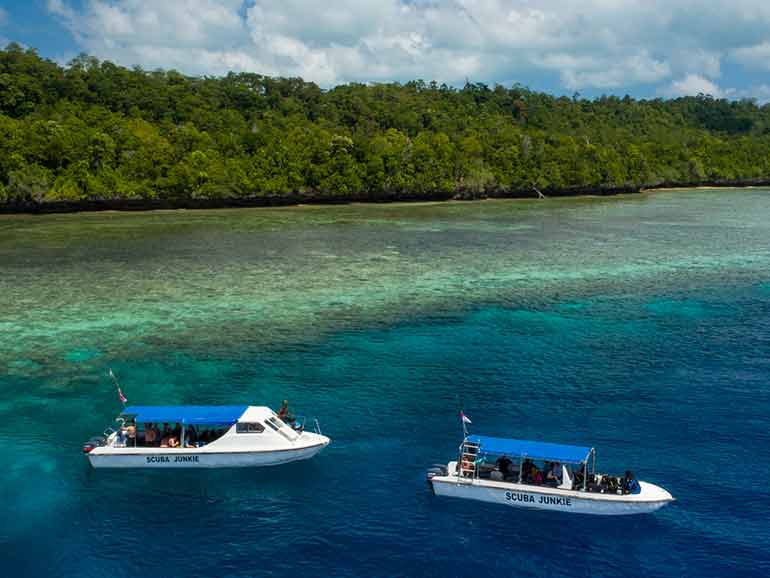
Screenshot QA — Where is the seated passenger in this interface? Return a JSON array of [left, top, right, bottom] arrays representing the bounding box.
[[521, 458, 534, 480], [160, 436, 170, 448], [126, 420, 137, 447], [185, 425, 197, 446], [623, 470, 641, 494], [573, 464, 585, 488], [546, 462, 562, 484], [524, 461, 541, 483], [277, 400, 295, 425], [172, 422, 182, 439], [168, 436, 180, 448], [161, 422, 171, 439], [144, 423, 156, 445], [496, 454, 514, 477]]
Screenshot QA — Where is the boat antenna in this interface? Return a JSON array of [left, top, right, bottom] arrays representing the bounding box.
[[109, 368, 128, 408]]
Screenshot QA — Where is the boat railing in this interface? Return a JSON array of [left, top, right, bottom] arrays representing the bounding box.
[[280, 415, 323, 436]]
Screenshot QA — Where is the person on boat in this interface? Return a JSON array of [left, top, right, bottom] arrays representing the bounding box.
[[144, 423, 156, 446], [623, 470, 641, 494], [521, 458, 534, 480], [161, 422, 171, 440], [151, 423, 161, 446], [116, 426, 128, 447], [573, 464, 585, 489], [126, 420, 137, 447], [496, 455, 514, 478], [278, 400, 294, 424], [546, 462, 562, 484], [172, 422, 182, 439], [168, 436, 180, 448], [185, 424, 197, 447]]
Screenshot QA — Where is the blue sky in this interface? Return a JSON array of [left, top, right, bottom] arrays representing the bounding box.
[[2, 0, 770, 100]]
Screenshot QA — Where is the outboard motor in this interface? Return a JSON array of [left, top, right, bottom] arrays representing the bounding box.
[[426, 463, 448, 480], [83, 436, 106, 454]]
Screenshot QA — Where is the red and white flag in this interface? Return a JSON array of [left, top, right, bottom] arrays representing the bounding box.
[[460, 411, 471, 425], [109, 369, 127, 404]]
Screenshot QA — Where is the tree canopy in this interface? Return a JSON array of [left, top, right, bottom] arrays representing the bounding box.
[[2, 43, 770, 207]]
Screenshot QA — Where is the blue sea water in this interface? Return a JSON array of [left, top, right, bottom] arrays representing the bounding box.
[[1, 192, 770, 577]]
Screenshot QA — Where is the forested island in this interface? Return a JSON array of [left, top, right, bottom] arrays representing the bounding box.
[[2, 43, 770, 212]]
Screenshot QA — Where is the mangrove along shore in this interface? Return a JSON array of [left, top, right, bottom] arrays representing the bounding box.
[[4, 44, 770, 214]]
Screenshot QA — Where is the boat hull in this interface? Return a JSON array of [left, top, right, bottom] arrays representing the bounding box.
[[430, 477, 673, 515], [88, 442, 328, 468]]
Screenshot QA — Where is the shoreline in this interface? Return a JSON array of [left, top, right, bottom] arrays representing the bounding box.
[[1, 180, 768, 215]]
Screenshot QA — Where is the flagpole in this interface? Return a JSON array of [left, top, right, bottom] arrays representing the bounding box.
[[109, 368, 127, 408]]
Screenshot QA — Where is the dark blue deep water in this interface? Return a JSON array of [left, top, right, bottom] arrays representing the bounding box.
[[1, 194, 770, 576]]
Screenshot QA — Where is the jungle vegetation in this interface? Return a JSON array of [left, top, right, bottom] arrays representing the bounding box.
[[2, 43, 770, 207]]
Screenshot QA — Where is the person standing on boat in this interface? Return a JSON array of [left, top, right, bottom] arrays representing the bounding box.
[[116, 426, 127, 447]]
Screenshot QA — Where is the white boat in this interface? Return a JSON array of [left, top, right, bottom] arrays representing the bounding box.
[[83, 405, 330, 468], [427, 435, 674, 515]]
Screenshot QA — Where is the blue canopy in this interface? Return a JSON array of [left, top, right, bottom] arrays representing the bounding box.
[[468, 435, 592, 464], [121, 405, 248, 425]]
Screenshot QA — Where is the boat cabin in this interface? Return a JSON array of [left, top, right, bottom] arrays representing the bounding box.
[[461, 435, 609, 492], [108, 405, 303, 449]]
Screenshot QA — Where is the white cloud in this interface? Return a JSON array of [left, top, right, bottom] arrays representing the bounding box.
[[733, 42, 770, 71], [733, 84, 770, 104], [661, 74, 723, 98], [44, 0, 770, 94]]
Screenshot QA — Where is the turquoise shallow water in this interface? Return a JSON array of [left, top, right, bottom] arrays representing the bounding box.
[[1, 190, 770, 576]]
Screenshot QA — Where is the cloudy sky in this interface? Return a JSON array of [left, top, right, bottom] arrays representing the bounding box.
[[2, 0, 770, 99]]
